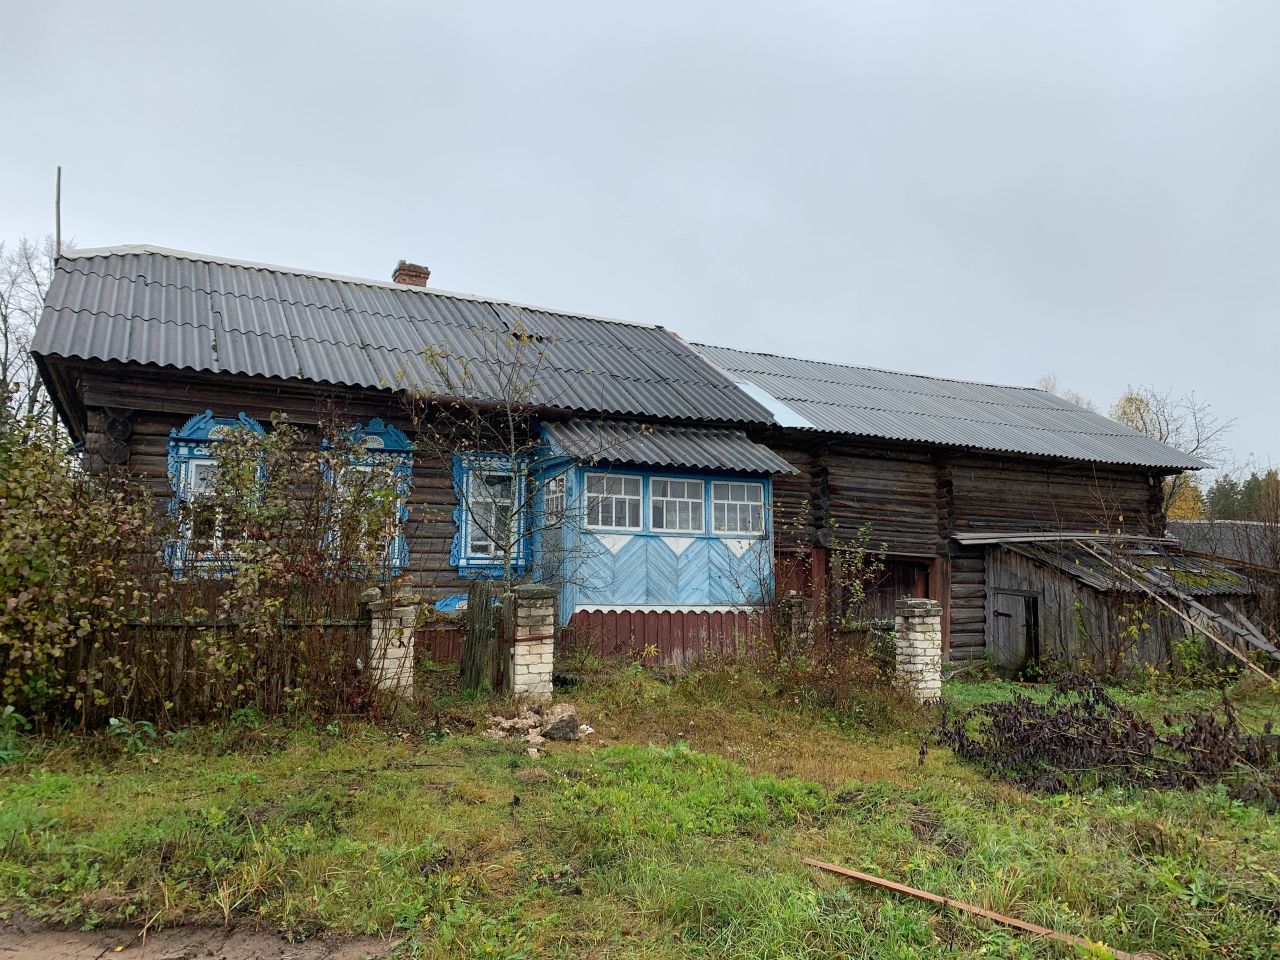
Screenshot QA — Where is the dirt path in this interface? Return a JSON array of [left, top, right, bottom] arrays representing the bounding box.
[[0, 923, 393, 960]]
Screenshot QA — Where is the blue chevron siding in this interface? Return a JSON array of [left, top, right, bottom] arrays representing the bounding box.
[[547, 465, 774, 623], [675, 538, 712, 602]]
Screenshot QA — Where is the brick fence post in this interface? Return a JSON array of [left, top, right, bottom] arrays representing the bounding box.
[[509, 585, 556, 701], [894, 598, 942, 702], [366, 589, 418, 696]]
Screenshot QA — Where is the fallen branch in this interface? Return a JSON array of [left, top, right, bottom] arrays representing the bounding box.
[[803, 858, 1142, 960]]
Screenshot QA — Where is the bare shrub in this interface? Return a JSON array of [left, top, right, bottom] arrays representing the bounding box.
[[935, 670, 1279, 807]]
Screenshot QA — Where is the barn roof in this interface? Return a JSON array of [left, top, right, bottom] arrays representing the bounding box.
[[32, 246, 772, 426], [1168, 520, 1279, 569], [695, 342, 1205, 470], [1005, 541, 1251, 596]]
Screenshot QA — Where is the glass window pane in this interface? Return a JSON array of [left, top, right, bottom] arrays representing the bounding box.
[[189, 460, 216, 496], [747, 484, 762, 503], [691, 503, 703, 530], [628, 500, 640, 528], [652, 501, 664, 527]]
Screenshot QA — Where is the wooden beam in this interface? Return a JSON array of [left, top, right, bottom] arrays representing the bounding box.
[[1072, 539, 1276, 685], [803, 858, 1140, 960]]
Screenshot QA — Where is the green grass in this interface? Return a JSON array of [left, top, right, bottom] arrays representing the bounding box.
[[1, 666, 1278, 958]]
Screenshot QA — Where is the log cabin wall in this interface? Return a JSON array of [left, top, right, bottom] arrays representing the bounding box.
[[756, 431, 1168, 660], [75, 363, 473, 595], [823, 441, 939, 557], [947, 549, 987, 660], [950, 455, 1163, 537], [74, 361, 1173, 661]]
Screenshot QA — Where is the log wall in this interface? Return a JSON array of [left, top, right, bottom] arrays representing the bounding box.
[[77, 364, 473, 594], [760, 434, 1168, 659], [950, 455, 1162, 537], [67, 361, 1177, 664]]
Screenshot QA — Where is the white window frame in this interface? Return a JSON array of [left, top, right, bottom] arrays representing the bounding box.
[[181, 457, 226, 554], [711, 480, 766, 536], [544, 473, 567, 526], [650, 477, 705, 533], [584, 472, 643, 531], [465, 467, 521, 561], [333, 459, 403, 564]]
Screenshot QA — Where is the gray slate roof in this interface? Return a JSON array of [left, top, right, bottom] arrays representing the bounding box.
[[1007, 541, 1252, 596], [695, 342, 1204, 470], [1169, 520, 1279, 569], [544, 419, 797, 475], [32, 246, 771, 425]]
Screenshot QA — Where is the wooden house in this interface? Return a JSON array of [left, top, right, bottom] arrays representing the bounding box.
[[32, 246, 793, 659], [34, 244, 1246, 670]]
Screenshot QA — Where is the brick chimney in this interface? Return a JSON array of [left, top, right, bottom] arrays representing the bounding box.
[[391, 260, 430, 287]]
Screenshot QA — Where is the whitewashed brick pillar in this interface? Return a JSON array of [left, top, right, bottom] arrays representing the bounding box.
[[894, 598, 942, 702], [367, 591, 418, 696], [509, 585, 555, 701]]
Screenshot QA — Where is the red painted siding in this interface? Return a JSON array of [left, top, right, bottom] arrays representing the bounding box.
[[564, 609, 765, 666]]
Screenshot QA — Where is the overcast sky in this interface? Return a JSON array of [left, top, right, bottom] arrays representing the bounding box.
[[2, 1, 1276, 471]]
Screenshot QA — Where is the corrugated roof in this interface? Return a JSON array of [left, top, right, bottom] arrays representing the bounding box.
[[1169, 521, 1280, 569], [544, 419, 797, 475], [1006, 541, 1251, 596], [695, 342, 1205, 470], [33, 246, 772, 425]]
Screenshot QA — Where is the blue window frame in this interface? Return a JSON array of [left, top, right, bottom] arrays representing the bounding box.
[[328, 419, 414, 577], [451, 453, 527, 577], [166, 410, 265, 576]]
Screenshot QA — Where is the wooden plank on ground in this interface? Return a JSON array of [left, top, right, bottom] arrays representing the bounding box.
[[803, 858, 1141, 960]]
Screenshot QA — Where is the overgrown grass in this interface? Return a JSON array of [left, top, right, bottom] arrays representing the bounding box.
[[1, 663, 1278, 958]]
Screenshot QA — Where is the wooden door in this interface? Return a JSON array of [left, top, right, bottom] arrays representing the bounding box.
[[992, 592, 1038, 671]]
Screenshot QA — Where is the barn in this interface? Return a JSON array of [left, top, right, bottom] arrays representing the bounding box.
[[689, 343, 1256, 669]]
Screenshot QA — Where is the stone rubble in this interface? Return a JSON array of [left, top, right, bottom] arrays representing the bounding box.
[[483, 702, 592, 747]]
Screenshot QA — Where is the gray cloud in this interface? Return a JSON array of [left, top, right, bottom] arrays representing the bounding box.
[[2, 0, 1276, 468]]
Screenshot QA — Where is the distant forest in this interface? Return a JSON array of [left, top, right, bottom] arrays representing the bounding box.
[[1202, 469, 1279, 522]]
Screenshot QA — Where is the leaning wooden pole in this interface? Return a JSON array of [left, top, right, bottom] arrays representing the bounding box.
[[803, 858, 1140, 960], [1072, 539, 1276, 686]]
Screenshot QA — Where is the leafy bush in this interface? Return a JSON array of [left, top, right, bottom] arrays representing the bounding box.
[[0, 416, 155, 721], [0, 413, 413, 727]]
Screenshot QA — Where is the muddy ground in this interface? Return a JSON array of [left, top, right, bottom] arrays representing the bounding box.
[[0, 922, 392, 960]]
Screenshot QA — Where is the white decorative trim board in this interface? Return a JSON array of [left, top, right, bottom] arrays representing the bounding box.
[[574, 604, 760, 614], [593, 533, 633, 555], [663, 536, 695, 556]]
